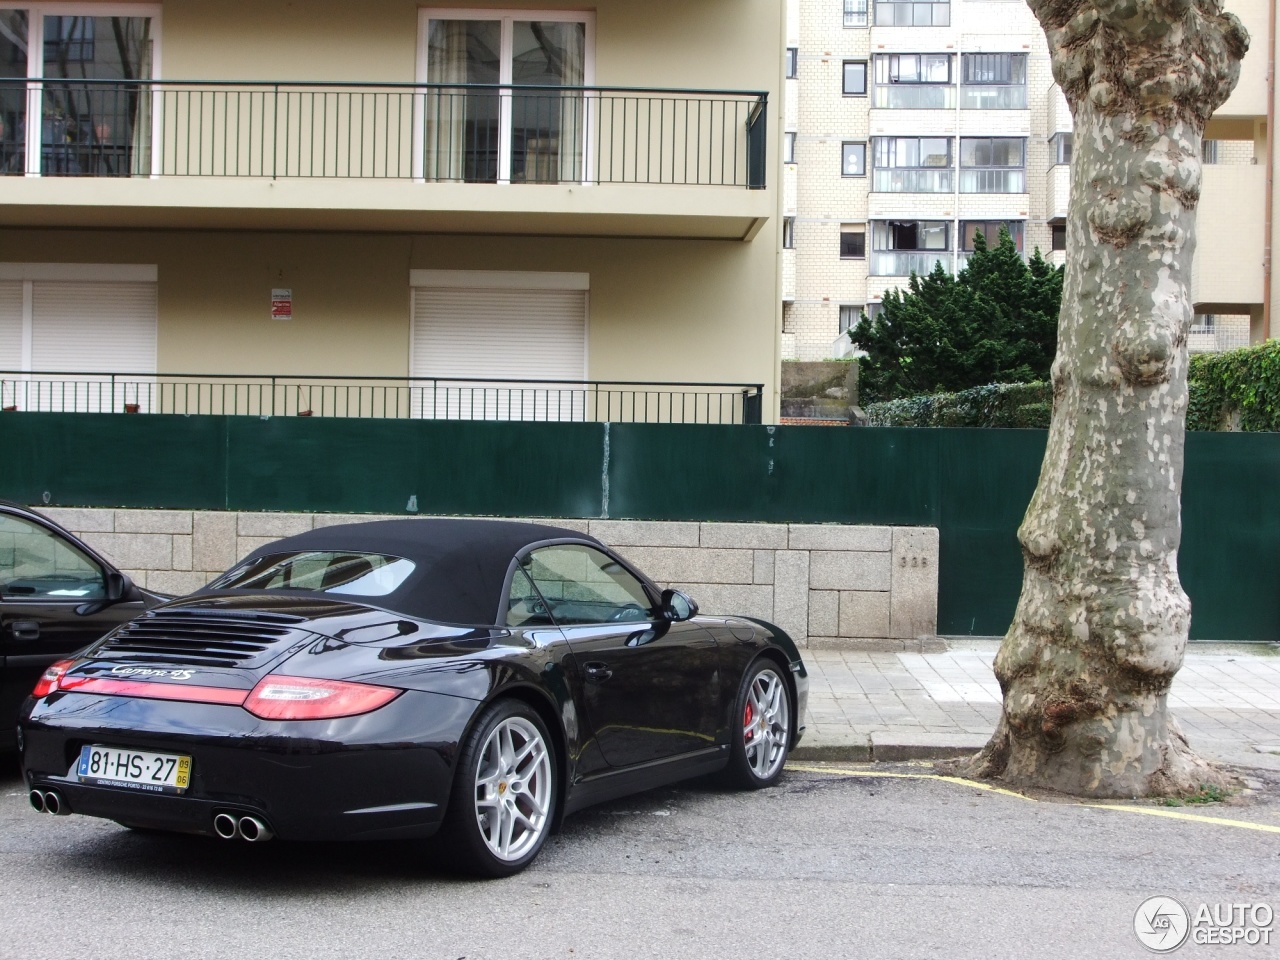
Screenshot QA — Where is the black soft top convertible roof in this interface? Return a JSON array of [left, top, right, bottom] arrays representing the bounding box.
[[226, 518, 602, 625]]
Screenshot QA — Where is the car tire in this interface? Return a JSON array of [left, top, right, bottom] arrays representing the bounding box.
[[439, 698, 557, 878], [726, 658, 793, 790]]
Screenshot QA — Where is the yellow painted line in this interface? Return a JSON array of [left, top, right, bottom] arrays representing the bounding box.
[[787, 762, 1280, 834]]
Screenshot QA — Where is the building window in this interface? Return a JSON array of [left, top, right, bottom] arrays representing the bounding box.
[[958, 222, 1024, 269], [844, 0, 869, 28], [872, 54, 955, 109], [959, 137, 1025, 193], [842, 141, 867, 177], [421, 10, 593, 184], [784, 131, 796, 163], [1, 8, 158, 179], [840, 225, 866, 259], [1051, 224, 1066, 251], [843, 61, 867, 96], [786, 47, 798, 79], [872, 136, 952, 192], [1051, 132, 1072, 165], [783, 217, 796, 249], [960, 53, 1027, 109], [874, 0, 950, 27], [871, 220, 949, 275], [838, 304, 863, 333], [1201, 139, 1219, 164]]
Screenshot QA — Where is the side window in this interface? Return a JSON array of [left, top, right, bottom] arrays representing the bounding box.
[[506, 566, 554, 627], [522, 544, 654, 625], [0, 514, 106, 600]]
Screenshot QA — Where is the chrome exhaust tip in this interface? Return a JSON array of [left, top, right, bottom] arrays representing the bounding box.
[[43, 790, 67, 816], [237, 815, 273, 842], [29, 789, 47, 814], [212, 812, 239, 840]]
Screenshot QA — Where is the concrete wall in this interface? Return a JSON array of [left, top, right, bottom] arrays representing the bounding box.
[[37, 508, 940, 650]]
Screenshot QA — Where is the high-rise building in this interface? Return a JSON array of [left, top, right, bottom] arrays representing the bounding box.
[[781, 0, 1277, 362]]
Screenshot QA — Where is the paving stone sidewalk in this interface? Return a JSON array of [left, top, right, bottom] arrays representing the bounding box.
[[793, 640, 1280, 772]]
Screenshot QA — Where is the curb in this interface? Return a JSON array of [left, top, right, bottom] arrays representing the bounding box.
[[792, 734, 988, 763]]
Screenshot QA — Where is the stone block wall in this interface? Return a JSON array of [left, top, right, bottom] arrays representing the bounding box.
[[37, 509, 939, 650]]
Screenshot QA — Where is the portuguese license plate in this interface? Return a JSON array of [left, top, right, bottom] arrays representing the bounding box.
[[76, 745, 191, 795]]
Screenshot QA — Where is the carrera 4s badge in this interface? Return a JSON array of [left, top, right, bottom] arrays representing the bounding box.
[[110, 666, 196, 681]]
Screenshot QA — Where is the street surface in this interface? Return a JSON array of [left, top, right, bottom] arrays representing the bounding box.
[[2, 757, 1278, 960]]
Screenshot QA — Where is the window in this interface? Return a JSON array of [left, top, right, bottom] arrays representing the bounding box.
[[0, 7, 158, 178], [843, 61, 867, 96], [784, 131, 796, 163], [1051, 132, 1072, 165], [871, 220, 949, 275], [421, 10, 593, 184], [959, 221, 1024, 266], [0, 513, 105, 600], [786, 47, 798, 79], [844, 0, 869, 28], [1201, 139, 1218, 164], [520, 545, 654, 625], [838, 304, 863, 333], [1051, 224, 1066, 251], [209, 552, 417, 598], [960, 53, 1027, 109], [840, 225, 866, 259], [783, 217, 796, 249], [842, 141, 867, 177], [872, 136, 952, 192], [959, 137, 1025, 193], [873, 54, 955, 109], [875, 0, 949, 27]]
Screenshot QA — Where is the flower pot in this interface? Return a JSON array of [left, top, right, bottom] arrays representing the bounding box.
[[123, 403, 140, 414]]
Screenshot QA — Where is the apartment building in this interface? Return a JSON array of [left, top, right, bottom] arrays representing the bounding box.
[[782, 0, 1278, 362], [0, 1, 783, 422]]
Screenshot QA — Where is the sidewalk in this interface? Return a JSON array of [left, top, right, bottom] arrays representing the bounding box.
[[794, 640, 1280, 772]]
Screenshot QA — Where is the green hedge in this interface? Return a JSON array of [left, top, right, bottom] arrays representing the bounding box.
[[864, 382, 1052, 428], [1187, 340, 1280, 433], [865, 342, 1280, 432]]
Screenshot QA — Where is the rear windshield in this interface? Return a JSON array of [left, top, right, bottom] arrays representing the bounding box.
[[209, 551, 416, 597]]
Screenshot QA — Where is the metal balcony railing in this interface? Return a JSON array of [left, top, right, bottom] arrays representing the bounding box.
[[871, 85, 956, 110], [0, 79, 768, 188], [0, 372, 765, 425], [870, 251, 949, 276], [871, 167, 953, 192], [959, 84, 1028, 110]]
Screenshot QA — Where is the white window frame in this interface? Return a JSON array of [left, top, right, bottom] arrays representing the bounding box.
[[0, 3, 163, 177], [415, 8, 596, 185]]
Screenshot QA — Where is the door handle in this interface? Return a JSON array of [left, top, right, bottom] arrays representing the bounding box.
[[583, 661, 613, 683], [9, 620, 40, 643]]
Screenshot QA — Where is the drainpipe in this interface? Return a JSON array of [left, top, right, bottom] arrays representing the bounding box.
[[1263, 0, 1275, 340]]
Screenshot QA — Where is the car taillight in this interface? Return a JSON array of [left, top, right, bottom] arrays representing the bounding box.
[[242, 675, 402, 721], [31, 659, 75, 699]]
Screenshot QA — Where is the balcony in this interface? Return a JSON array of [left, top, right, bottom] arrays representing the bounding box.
[[1046, 163, 1071, 221], [870, 250, 949, 276], [872, 86, 956, 110], [872, 168, 952, 193], [959, 85, 1027, 110], [0, 79, 772, 240], [959, 168, 1025, 193]]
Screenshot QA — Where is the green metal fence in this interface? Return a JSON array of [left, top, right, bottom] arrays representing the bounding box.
[[1, 413, 1275, 641]]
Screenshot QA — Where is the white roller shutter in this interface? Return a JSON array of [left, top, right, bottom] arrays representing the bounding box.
[[0, 282, 22, 409], [411, 286, 587, 420], [30, 281, 158, 412]]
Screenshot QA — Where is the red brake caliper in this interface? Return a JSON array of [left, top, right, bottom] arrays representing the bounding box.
[[744, 700, 755, 742]]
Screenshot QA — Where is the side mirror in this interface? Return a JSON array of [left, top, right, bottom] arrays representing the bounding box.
[[106, 571, 128, 601], [660, 588, 698, 622], [76, 572, 138, 616]]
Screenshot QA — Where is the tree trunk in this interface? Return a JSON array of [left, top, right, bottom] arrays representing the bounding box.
[[959, 0, 1250, 797]]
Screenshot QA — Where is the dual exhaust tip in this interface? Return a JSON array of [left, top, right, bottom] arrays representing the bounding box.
[[213, 811, 273, 842], [29, 789, 68, 816]]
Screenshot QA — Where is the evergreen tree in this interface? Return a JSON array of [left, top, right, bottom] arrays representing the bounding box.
[[852, 229, 1063, 403]]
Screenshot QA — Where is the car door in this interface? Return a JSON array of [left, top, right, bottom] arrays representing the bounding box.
[[520, 543, 721, 769], [0, 511, 141, 742]]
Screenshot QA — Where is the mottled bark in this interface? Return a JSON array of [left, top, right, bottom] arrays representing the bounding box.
[[959, 0, 1249, 796]]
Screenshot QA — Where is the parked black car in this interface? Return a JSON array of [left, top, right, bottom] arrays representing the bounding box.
[[21, 518, 808, 876], [1, 501, 166, 747]]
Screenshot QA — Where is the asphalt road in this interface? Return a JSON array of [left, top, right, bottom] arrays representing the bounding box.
[[2, 757, 1278, 960]]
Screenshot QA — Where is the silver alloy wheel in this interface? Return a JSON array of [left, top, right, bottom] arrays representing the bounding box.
[[473, 715, 553, 862], [743, 667, 790, 780]]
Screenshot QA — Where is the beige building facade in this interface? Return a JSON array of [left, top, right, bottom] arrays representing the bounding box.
[[0, 0, 786, 421], [782, 0, 1278, 362]]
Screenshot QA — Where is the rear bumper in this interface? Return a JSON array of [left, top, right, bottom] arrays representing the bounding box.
[[20, 688, 478, 841]]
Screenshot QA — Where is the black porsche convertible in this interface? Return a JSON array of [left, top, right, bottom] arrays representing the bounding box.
[[20, 518, 808, 876]]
